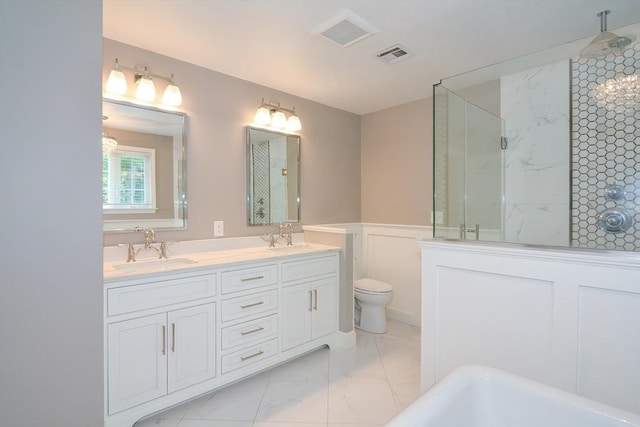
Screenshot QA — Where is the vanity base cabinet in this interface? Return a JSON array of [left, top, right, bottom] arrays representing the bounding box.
[[105, 251, 342, 427], [107, 303, 216, 415], [281, 276, 337, 351]]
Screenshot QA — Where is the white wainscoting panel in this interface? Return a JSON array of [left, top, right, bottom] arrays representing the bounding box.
[[420, 240, 640, 415], [362, 224, 432, 326], [577, 286, 640, 412], [436, 267, 554, 385]]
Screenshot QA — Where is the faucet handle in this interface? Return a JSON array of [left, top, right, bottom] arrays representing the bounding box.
[[118, 243, 136, 262]]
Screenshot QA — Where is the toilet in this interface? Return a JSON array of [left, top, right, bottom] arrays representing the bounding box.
[[354, 278, 393, 334]]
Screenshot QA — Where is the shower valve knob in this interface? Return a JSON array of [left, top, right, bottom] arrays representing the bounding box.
[[604, 184, 626, 200], [596, 208, 632, 233]]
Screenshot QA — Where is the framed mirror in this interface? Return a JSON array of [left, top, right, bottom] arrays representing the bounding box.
[[246, 126, 300, 225], [102, 99, 187, 232]]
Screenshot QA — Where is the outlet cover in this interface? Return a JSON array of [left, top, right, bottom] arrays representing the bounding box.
[[214, 220, 224, 237]]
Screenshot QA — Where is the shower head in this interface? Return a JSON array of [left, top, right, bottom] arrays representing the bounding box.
[[580, 10, 632, 58]]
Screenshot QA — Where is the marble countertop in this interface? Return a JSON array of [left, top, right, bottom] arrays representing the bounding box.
[[103, 242, 340, 283]]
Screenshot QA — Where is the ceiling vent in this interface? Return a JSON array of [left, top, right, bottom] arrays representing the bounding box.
[[375, 44, 413, 64], [313, 9, 378, 48]]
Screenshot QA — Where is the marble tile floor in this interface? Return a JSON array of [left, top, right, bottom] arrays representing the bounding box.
[[135, 319, 421, 427]]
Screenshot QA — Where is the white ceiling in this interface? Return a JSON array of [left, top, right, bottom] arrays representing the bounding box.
[[103, 0, 640, 115]]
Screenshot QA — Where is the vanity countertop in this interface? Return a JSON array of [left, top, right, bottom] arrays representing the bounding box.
[[103, 242, 340, 283]]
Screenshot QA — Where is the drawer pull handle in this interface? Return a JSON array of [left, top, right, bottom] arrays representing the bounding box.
[[241, 326, 265, 336], [240, 301, 264, 309], [171, 323, 176, 352], [314, 289, 318, 310], [240, 350, 264, 361], [241, 275, 265, 282], [308, 290, 313, 311], [161, 325, 166, 355]]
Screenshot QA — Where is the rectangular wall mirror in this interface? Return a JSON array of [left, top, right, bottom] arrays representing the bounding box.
[[246, 126, 300, 225], [102, 99, 187, 232]]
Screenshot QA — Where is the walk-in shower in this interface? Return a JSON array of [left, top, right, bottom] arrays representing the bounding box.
[[433, 20, 639, 252]]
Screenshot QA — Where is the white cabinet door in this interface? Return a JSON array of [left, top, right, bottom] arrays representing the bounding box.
[[107, 313, 167, 415], [282, 277, 337, 351], [281, 283, 312, 350], [311, 277, 337, 340], [168, 303, 216, 392]]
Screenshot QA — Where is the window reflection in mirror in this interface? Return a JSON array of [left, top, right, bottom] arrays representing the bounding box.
[[102, 99, 187, 232], [246, 127, 300, 225]]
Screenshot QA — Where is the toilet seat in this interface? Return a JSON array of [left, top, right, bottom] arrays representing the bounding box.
[[354, 278, 393, 294]]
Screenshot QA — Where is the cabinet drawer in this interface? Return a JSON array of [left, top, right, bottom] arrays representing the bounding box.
[[221, 264, 278, 294], [221, 289, 278, 322], [282, 255, 337, 283], [108, 274, 216, 316], [221, 314, 278, 351], [221, 339, 278, 374]]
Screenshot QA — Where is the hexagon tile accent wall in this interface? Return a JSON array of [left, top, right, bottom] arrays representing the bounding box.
[[571, 42, 639, 251]]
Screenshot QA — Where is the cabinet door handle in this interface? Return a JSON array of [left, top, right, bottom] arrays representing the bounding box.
[[171, 323, 176, 352], [240, 326, 265, 336], [308, 290, 313, 311], [240, 301, 264, 309], [240, 350, 264, 361], [161, 325, 166, 355], [313, 289, 318, 311], [241, 275, 264, 282]]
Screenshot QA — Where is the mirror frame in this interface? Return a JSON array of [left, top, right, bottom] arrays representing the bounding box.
[[102, 98, 188, 233], [246, 126, 301, 226]]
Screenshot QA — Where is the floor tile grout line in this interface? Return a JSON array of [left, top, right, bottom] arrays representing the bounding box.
[[252, 371, 273, 424]]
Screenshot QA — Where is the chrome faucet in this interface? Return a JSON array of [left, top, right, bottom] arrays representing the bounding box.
[[126, 242, 136, 262], [130, 227, 167, 259], [135, 227, 156, 249], [279, 223, 294, 246]]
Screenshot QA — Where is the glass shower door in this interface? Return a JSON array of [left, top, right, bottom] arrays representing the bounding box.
[[463, 101, 504, 241], [433, 84, 504, 241]]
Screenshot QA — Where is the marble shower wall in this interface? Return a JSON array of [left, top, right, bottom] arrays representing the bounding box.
[[500, 60, 571, 246], [571, 42, 639, 251]]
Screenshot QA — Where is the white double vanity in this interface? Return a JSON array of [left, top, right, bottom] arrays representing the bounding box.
[[103, 242, 348, 427]]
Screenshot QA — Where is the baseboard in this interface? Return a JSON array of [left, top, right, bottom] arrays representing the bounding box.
[[387, 307, 420, 327]]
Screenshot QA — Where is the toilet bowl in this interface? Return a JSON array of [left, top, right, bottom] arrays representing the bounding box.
[[354, 278, 393, 334]]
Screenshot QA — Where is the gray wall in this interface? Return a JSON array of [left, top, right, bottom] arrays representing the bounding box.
[[0, 1, 104, 426], [361, 98, 433, 225], [103, 39, 361, 246]]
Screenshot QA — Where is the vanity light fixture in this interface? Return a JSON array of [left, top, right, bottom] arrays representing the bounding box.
[[254, 99, 302, 131], [105, 58, 183, 107], [102, 133, 118, 155], [105, 59, 127, 95]]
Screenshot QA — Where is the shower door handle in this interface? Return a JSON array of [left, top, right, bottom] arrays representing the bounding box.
[[460, 224, 480, 240]]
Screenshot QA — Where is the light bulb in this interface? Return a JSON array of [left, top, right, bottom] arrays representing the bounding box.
[[255, 106, 271, 125], [105, 69, 127, 95], [162, 83, 183, 106], [286, 114, 301, 131], [271, 111, 287, 128], [135, 76, 156, 102]]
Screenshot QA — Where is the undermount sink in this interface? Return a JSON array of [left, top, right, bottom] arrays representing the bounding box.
[[112, 257, 197, 271]]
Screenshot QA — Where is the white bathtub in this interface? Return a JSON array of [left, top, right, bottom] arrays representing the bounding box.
[[386, 366, 640, 427]]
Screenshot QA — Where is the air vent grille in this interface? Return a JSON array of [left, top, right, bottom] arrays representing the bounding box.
[[376, 44, 413, 64]]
